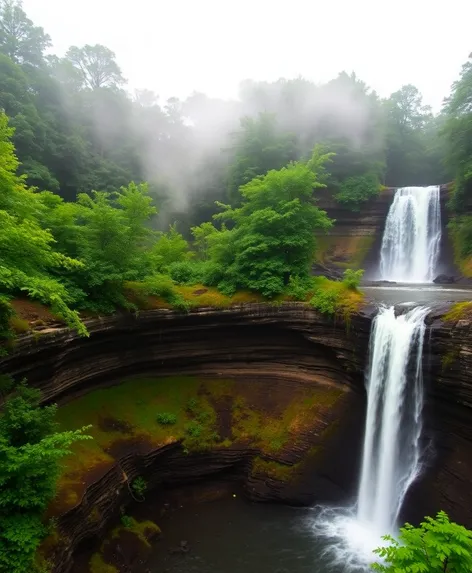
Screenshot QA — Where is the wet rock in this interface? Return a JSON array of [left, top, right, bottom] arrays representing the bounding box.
[[363, 280, 397, 286], [311, 262, 342, 280], [433, 274, 456, 284]]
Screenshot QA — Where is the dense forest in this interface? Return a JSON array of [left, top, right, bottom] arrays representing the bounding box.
[[1, 0, 472, 339]]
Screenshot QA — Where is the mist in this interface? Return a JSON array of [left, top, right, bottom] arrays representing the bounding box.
[[0, 0, 454, 230]]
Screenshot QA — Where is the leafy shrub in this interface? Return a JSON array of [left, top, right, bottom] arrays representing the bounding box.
[[334, 172, 381, 210], [342, 268, 364, 290], [120, 514, 133, 528], [310, 286, 340, 314], [372, 511, 472, 572], [150, 224, 192, 271], [0, 295, 14, 341], [186, 398, 199, 414], [184, 421, 202, 438], [284, 275, 314, 300], [168, 261, 200, 285], [156, 412, 177, 425], [309, 276, 363, 317], [199, 261, 225, 287], [0, 383, 91, 573], [142, 275, 189, 312], [131, 477, 147, 498]]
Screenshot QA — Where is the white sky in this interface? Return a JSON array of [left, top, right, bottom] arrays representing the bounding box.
[[22, 0, 472, 110]]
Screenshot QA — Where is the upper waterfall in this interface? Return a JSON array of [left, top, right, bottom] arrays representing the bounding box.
[[379, 186, 441, 283]]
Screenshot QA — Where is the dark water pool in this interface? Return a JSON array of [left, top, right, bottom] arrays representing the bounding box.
[[126, 484, 369, 573]]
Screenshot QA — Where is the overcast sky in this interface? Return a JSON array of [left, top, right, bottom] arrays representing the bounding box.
[[22, 0, 472, 110]]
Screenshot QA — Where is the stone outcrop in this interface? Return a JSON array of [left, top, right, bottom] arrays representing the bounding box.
[[1, 302, 472, 570]]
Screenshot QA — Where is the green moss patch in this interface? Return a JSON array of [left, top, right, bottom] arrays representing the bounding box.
[[112, 517, 160, 548], [443, 301, 472, 323], [251, 457, 299, 481], [54, 376, 345, 513]]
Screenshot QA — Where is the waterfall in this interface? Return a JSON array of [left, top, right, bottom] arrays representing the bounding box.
[[357, 305, 428, 534], [313, 305, 429, 569], [379, 186, 441, 283]]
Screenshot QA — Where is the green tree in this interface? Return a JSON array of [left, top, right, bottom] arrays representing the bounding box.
[[0, 383, 91, 573], [55, 183, 157, 311], [0, 0, 51, 67], [65, 44, 125, 90], [226, 112, 297, 201], [384, 84, 443, 186], [209, 146, 334, 297], [443, 53, 472, 209], [372, 511, 472, 573], [149, 224, 192, 272], [0, 112, 86, 335]]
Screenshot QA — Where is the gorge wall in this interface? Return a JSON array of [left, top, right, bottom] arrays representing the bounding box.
[[0, 303, 471, 571], [316, 185, 457, 277]]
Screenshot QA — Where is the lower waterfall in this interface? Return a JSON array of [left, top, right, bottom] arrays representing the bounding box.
[[313, 305, 429, 569]]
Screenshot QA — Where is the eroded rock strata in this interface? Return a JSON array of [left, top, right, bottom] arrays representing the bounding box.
[[1, 302, 472, 571]]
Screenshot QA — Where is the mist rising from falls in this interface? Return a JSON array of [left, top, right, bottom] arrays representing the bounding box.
[[313, 305, 429, 570], [379, 186, 441, 283]]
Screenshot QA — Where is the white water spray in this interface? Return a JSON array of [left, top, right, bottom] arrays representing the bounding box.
[[380, 186, 441, 283], [313, 305, 429, 570]]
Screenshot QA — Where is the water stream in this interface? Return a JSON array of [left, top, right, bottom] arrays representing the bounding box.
[[314, 305, 429, 570], [379, 186, 441, 283]]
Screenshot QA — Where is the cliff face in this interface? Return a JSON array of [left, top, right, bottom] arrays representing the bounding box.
[[405, 307, 472, 526], [0, 304, 372, 573], [1, 303, 472, 571]]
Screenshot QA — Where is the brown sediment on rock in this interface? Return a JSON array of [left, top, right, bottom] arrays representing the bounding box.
[[1, 301, 472, 571]]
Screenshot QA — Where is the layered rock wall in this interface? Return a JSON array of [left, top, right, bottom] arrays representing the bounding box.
[[1, 303, 472, 570]]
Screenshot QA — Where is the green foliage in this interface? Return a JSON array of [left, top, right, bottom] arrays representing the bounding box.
[[284, 275, 314, 301], [372, 511, 472, 573], [448, 215, 472, 274], [0, 112, 87, 336], [120, 514, 133, 529], [168, 261, 201, 285], [0, 382, 91, 573], [150, 224, 192, 272], [309, 273, 362, 317], [130, 477, 147, 498], [141, 275, 189, 312], [443, 54, 472, 210], [227, 112, 297, 202], [0, 294, 13, 340], [342, 268, 364, 289], [334, 172, 381, 210], [156, 412, 177, 425], [185, 421, 202, 438], [207, 146, 334, 297]]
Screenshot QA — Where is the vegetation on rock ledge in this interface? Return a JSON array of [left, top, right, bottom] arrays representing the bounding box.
[[0, 381, 90, 573]]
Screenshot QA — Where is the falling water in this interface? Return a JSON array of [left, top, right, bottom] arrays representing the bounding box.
[[313, 305, 429, 570], [379, 186, 441, 283]]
